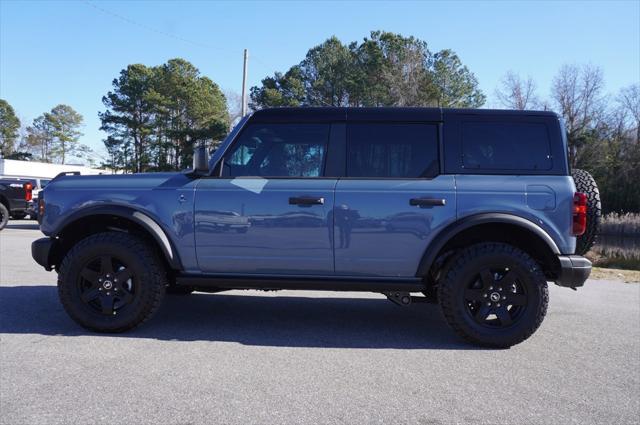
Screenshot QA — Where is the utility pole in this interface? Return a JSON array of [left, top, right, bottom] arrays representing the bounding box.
[[241, 49, 248, 117]]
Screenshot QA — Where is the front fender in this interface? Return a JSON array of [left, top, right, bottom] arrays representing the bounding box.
[[52, 205, 182, 269]]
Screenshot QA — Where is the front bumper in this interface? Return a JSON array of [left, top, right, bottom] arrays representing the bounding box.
[[32, 237, 53, 270], [556, 255, 592, 288]]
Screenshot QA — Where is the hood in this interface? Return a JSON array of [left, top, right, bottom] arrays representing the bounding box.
[[45, 172, 188, 191]]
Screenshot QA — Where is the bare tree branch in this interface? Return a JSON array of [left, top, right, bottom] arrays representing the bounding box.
[[495, 71, 539, 110]]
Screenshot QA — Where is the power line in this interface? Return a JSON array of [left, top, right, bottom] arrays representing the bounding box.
[[81, 0, 225, 51], [83, 2, 333, 109]]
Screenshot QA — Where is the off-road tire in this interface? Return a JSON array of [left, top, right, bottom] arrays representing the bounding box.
[[572, 168, 601, 255], [0, 203, 9, 230], [57, 232, 166, 332], [438, 243, 549, 348]]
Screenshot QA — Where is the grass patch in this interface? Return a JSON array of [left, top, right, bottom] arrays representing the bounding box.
[[586, 250, 640, 271], [599, 212, 640, 236]]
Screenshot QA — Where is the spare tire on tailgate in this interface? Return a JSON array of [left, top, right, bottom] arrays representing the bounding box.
[[571, 168, 601, 255]]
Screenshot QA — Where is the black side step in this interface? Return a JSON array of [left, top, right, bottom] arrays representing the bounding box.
[[175, 274, 426, 293]]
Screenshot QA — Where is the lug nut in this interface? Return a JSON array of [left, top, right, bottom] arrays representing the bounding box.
[[502, 296, 506, 300], [498, 287, 503, 291], [483, 294, 487, 298], [486, 302, 491, 306], [496, 303, 501, 307], [489, 286, 493, 290]]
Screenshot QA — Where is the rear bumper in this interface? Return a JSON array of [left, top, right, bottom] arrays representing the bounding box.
[[556, 255, 592, 288], [32, 237, 53, 270]]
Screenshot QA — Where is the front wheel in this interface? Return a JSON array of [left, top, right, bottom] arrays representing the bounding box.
[[438, 243, 548, 348], [57, 232, 166, 332]]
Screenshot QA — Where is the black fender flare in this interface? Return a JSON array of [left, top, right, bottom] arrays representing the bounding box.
[[53, 205, 182, 269], [415, 213, 561, 277]]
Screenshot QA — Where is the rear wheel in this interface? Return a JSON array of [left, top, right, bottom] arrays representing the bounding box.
[[57, 232, 166, 332], [438, 243, 548, 348], [10, 212, 27, 220], [0, 204, 8, 230]]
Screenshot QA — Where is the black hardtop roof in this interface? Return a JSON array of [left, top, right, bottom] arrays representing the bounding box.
[[250, 107, 559, 122]]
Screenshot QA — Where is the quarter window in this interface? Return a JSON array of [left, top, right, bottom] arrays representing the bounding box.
[[223, 123, 329, 177], [461, 122, 552, 170], [347, 123, 439, 178]]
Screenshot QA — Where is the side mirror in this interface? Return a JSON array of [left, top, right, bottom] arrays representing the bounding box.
[[193, 144, 209, 173]]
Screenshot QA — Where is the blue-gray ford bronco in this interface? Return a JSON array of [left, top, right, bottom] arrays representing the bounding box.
[[32, 107, 598, 347]]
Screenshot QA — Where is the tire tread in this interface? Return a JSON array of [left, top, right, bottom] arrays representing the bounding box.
[[438, 242, 549, 348], [57, 231, 166, 333]]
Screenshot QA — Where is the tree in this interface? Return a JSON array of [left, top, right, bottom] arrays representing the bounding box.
[[431, 49, 485, 108], [249, 66, 306, 109], [298, 36, 355, 106], [100, 64, 155, 172], [46, 104, 84, 164], [100, 59, 229, 172], [352, 31, 437, 107], [250, 32, 485, 109], [153, 58, 229, 169], [25, 115, 54, 162], [225, 89, 244, 127], [0, 99, 21, 157], [550, 64, 606, 167], [495, 72, 539, 110], [618, 83, 639, 142]]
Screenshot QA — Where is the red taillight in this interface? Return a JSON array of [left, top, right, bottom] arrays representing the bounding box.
[[24, 182, 33, 202], [572, 192, 587, 236]]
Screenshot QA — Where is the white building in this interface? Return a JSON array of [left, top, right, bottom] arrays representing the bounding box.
[[0, 159, 104, 181]]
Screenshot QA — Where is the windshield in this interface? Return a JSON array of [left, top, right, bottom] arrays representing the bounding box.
[[208, 114, 251, 171]]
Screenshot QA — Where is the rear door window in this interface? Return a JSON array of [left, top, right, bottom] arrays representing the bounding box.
[[461, 122, 552, 170], [346, 123, 439, 178]]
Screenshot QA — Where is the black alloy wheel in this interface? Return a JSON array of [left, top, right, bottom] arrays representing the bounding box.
[[463, 267, 528, 328], [58, 232, 166, 332], [438, 243, 548, 348], [77, 255, 137, 316]]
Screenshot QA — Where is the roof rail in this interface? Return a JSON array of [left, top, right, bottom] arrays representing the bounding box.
[[51, 171, 80, 182]]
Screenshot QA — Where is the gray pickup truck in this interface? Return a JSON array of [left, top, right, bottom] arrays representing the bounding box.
[[32, 107, 599, 347]]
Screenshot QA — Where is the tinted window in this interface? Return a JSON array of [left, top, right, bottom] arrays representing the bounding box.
[[224, 123, 329, 177], [462, 122, 552, 170], [347, 123, 439, 178]]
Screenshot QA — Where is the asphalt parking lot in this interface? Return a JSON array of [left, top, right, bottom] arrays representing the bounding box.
[[1, 221, 639, 425]]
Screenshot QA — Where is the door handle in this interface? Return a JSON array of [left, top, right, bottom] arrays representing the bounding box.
[[289, 196, 325, 206], [409, 198, 446, 207]]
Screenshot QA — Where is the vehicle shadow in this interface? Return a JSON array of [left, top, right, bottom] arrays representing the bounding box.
[[0, 285, 477, 350], [5, 221, 39, 230]]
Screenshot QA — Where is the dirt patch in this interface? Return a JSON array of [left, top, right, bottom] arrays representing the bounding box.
[[590, 267, 640, 283]]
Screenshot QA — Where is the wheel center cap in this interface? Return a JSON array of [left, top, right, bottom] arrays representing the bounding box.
[[489, 292, 501, 302], [103, 281, 113, 290]]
